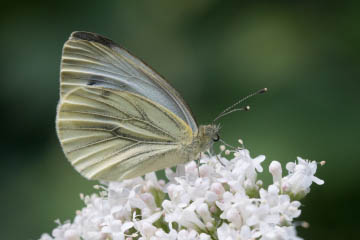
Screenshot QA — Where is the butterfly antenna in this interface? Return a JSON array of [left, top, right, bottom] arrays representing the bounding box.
[[213, 88, 267, 122], [219, 139, 237, 150], [213, 106, 250, 122]]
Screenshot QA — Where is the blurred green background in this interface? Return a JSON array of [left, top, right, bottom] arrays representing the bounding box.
[[1, 1, 359, 239]]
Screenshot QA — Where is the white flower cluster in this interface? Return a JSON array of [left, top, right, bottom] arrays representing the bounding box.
[[40, 147, 324, 240]]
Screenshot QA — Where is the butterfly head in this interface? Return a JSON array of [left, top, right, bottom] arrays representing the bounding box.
[[197, 124, 221, 152]]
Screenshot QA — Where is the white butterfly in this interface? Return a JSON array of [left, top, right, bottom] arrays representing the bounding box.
[[56, 32, 222, 181]]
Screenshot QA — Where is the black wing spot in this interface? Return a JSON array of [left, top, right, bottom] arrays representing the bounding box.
[[87, 79, 97, 86], [72, 32, 116, 49], [87, 75, 106, 86]]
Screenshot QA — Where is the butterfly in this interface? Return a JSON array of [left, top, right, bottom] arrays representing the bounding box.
[[56, 31, 225, 181]]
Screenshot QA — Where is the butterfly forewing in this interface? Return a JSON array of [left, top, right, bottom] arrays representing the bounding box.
[[60, 31, 198, 132], [56, 87, 193, 181]]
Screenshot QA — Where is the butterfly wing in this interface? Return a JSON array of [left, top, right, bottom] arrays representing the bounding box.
[[60, 31, 198, 133], [56, 86, 193, 181]]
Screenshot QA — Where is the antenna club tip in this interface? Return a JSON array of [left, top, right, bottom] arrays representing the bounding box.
[[259, 88, 268, 94], [245, 105, 250, 111]]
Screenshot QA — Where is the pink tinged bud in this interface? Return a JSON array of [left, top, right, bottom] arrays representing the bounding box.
[[158, 179, 165, 186], [282, 183, 289, 192], [211, 183, 225, 196], [210, 205, 217, 213], [206, 222, 214, 229], [269, 161, 282, 183]]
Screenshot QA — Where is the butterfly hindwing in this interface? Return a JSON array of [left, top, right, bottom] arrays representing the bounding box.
[[56, 87, 193, 181]]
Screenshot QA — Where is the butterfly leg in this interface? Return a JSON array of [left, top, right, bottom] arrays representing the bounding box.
[[197, 153, 201, 177], [215, 155, 226, 166]]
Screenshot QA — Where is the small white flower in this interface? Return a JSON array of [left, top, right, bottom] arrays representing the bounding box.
[[39, 147, 324, 240], [282, 157, 324, 199], [179, 203, 206, 230]]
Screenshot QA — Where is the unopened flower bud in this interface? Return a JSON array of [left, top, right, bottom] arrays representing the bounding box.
[[269, 161, 282, 183], [256, 180, 263, 187], [301, 221, 310, 228], [205, 222, 213, 229], [210, 205, 217, 213]]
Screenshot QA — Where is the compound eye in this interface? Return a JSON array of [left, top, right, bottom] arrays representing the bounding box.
[[213, 134, 220, 142]]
